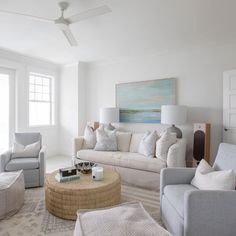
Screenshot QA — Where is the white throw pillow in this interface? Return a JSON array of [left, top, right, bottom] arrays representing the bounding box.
[[116, 131, 132, 152], [12, 141, 40, 158], [138, 131, 159, 157], [129, 133, 145, 153], [82, 126, 96, 149], [191, 159, 236, 190], [94, 128, 118, 151], [156, 130, 177, 161]]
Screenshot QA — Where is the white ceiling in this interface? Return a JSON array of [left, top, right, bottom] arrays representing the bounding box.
[[0, 0, 236, 65]]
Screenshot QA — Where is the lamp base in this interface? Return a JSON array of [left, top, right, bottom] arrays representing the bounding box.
[[106, 123, 116, 130], [167, 125, 182, 138]]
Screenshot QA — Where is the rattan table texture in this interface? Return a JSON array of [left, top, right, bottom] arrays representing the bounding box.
[[45, 168, 121, 220]]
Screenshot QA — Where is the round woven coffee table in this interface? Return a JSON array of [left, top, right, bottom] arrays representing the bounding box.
[[45, 168, 121, 220]]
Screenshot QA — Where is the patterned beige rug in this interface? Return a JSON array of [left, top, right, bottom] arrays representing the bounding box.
[[0, 185, 161, 236]]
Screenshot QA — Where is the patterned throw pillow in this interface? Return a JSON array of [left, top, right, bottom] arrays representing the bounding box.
[[94, 128, 118, 151], [138, 131, 159, 157]]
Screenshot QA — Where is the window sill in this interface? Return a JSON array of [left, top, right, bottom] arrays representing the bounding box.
[[28, 125, 57, 129]]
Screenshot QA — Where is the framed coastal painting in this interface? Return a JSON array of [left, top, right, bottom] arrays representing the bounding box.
[[116, 78, 176, 123]]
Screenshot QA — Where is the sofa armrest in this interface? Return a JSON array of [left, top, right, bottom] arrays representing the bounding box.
[[72, 136, 84, 158], [39, 145, 46, 186], [167, 139, 186, 167], [0, 149, 12, 172], [160, 168, 196, 197], [184, 190, 236, 236]]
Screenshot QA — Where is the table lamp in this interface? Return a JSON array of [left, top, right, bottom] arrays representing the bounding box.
[[100, 107, 119, 130], [161, 105, 187, 138]]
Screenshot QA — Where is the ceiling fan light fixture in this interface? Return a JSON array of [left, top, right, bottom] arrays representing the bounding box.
[[0, 3, 111, 47]]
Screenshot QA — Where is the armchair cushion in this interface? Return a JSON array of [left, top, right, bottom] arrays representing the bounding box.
[[191, 159, 235, 190], [12, 141, 41, 159], [5, 158, 39, 171], [160, 168, 197, 196], [164, 184, 197, 218]]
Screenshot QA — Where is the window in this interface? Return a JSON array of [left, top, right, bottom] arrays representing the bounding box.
[[29, 72, 54, 126]]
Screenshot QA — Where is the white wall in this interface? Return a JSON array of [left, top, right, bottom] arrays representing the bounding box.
[[59, 63, 79, 156], [77, 62, 87, 136], [0, 49, 60, 157], [85, 43, 236, 163], [59, 62, 87, 156]]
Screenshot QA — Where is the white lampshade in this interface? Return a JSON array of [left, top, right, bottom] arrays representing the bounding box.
[[100, 107, 119, 123], [161, 105, 187, 125]]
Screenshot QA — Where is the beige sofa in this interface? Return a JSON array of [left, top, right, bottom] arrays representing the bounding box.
[[72, 132, 186, 191]]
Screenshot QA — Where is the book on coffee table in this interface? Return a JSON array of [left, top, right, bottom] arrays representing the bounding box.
[[55, 173, 80, 183]]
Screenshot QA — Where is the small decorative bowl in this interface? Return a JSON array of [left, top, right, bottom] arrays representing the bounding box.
[[75, 161, 97, 174]]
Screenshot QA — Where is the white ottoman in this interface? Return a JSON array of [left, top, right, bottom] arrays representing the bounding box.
[[74, 202, 172, 236], [0, 170, 25, 219]]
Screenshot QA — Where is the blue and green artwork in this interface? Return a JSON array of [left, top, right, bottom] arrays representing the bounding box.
[[116, 78, 176, 123]]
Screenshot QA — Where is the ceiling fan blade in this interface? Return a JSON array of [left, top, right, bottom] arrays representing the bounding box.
[[0, 9, 54, 23], [67, 5, 111, 24], [60, 26, 78, 47]]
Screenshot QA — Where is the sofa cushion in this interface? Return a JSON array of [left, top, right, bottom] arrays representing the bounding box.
[[77, 150, 166, 173], [138, 131, 159, 157], [94, 129, 118, 151], [117, 152, 166, 173], [77, 150, 116, 166], [129, 133, 144, 153], [163, 184, 197, 218], [156, 130, 176, 162], [82, 125, 96, 149], [116, 131, 132, 152], [5, 158, 39, 171]]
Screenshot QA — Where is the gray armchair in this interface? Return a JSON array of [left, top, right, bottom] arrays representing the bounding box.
[[160, 143, 236, 236], [0, 133, 45, 188]]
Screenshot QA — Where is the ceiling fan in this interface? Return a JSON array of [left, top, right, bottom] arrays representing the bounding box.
[[0, 1, 112, 47]]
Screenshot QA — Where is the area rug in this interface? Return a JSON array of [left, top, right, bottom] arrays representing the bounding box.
[[0, 185, 161, 236]]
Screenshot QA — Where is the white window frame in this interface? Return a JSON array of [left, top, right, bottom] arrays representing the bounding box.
[[0, 67, 15, 148], [28, 71, 55, 127]]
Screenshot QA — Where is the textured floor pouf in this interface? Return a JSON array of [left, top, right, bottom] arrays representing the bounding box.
[[0, 170, 25, 219], [74, 202, 172, 236]]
